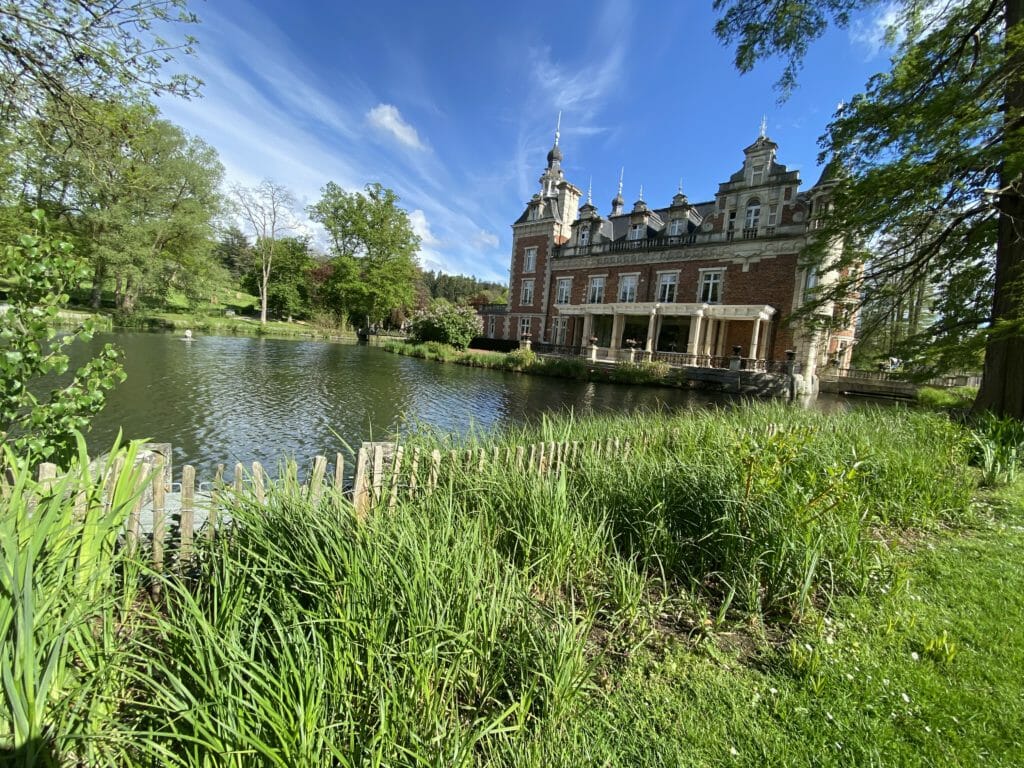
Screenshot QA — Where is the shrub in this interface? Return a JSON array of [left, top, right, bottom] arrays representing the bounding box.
[[410, 299, 482, 349]]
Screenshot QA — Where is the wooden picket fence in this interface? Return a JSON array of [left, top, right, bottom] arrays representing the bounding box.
[[31, 435, 649, 582]]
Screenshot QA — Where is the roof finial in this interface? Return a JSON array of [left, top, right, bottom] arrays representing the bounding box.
[[638, 184, 644, 202], [587, 176, 593, 204], [677, 178, 683, 194], [759, 114, 767, 139], [554, 110, 561, 146], [617, 167, 624, 196]]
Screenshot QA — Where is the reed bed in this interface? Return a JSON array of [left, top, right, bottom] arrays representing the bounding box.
[[1, 405, 979, 765]]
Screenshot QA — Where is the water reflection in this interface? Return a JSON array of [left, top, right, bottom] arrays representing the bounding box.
[[62, 331, 861, 477]]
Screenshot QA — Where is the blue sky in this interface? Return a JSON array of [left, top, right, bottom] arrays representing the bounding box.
[[158, 0, 899, 282]]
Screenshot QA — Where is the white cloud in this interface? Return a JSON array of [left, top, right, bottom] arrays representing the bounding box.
[[473, 229, 499, 249], [408, 209, 440, 246], [849, 1, 957, 58], [367, 104, 426, 150]]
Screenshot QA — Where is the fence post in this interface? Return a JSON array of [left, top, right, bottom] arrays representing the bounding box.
[[353, 446, 370, 518], [408, 447, 421, 497], [429, 449, 441, 491], [37, 463, 58, 493], [180, 465, 195, 562], [371, 445, 385, 505], [207, 464, 223, 540], [251, 462, 265, 505], [388, 446, 404, 511], [234, 463, 244, 495], [334, 452, 345, 493], [310, 455, 327, 505], [125, 466, 144, 561], [151, 457, 167, 593]]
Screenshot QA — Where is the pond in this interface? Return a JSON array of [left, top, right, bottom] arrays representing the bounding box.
[[61, 331, 855, 479]]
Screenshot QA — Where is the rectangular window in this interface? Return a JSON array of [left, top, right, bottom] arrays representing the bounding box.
[[618, 274, 638, 303], [555, 277, 571, 305], [751, 165, 764, 185], [745, 203, 760, 230], [578, 228, 590, 246], [803, 268, 819, 302], [523, 247, 537, 273], [698, 270, 723, 304], [554, 317, 568, 344], [668, 219, 685, 236], [487, 315, 496, 338], [520, 278, 534, 306], [657, 273, 678, 303], [587, 276, 605, 304], [629, 223, 645, 241], [768, 206, 777, 226], [519, 317, 532, 338]]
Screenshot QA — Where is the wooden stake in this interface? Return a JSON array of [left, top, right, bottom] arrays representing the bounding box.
[[388, 446, 404, 511], [208, 464, 223, 540], [252, 462, 266, 505], [180, 465, 195, 562], [310, 455, 327, 505], [151, 457, 167, 586], [353, 447, 370, 518]]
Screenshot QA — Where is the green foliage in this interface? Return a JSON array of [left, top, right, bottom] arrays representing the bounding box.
[[11, 98, 225, 313], [0, 213, 124, 464], [308, 182, 420, 326], [0, 1, 200, 117], [969, 414, 1024, 486], [243, 236, 312, 319], [409, 299, 482, 348], [0, 407, 1003, 764], [917, 385, 978, 410], [0, 436, 148, 763], [714, 0, 1024, 417], [419, 269, 507, 305]]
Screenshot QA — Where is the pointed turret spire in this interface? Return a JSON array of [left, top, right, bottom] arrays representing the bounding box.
[[555, 110, 561, 146], [759, 114, 767, 139], [638, 184, 644, 202], [545, 112, 564, 169], [587, 176, 593, 205], [678, 178, 683, 195], [611, 167, 625, 215]]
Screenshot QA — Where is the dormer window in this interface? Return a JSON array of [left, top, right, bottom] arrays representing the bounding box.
[[579, 228, 590, 247], [629, 223, 645, 241], [668, 219, 685, 236], [528, 205, 540, 221], [751, 165, 765, 185]]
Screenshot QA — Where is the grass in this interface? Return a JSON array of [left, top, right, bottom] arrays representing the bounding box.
[[918, 385, 978, 410], [382, 340, 674, 385], [3, 406, 1022, 765]]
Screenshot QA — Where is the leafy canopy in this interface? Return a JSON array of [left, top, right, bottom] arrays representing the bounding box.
[[308, 182, 420, 326], [0, 211, 124, 464], [715, 0, 1024, 417], [410, 299, 483, 349]]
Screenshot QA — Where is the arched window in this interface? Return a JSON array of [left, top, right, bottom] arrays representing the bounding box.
[[744, 198, 761, 229]]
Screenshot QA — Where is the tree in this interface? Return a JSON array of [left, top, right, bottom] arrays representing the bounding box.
[[0, 1, 200, 120], [409, 299, 483, 349], [215, 225, 252, 281], [308, 182, 420, 328], [714, 0, 1024, 418], [6, 97, 225, 311], [231, 180, 295, 324], [243, 235, 312, 320], [0, 211, 124, 464]]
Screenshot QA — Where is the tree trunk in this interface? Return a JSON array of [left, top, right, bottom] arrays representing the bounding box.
[[123, 275, 136, 313], [90, 263, 104, 309], [975, 0, 1024, 419], [114, 275, 124, 310]]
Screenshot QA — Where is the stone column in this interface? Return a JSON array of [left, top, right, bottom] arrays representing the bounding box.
[[749, 318, 761, 361], [715, 320, 728, 357], [581, 313, 594, 343], [687, 314, 703, 357], [610, 311, 624, 351], [645, 308, 658, 353]]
